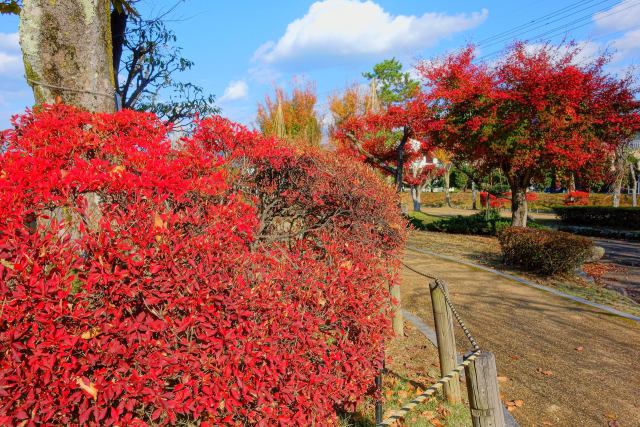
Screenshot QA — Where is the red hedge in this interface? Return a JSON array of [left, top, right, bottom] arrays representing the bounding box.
[[0, 105, 405, 425], [564, 190, 590, 206]]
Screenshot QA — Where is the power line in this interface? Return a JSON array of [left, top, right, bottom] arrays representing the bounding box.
[[477, 0, 618, 50], [476, 0, 605, 45], [478, 0, 640, 61]]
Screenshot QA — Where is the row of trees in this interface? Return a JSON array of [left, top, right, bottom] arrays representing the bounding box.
[[329, 44, 640, 226]]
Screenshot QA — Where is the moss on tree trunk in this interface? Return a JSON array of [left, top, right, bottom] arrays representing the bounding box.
[[19, 0, 115, 112]]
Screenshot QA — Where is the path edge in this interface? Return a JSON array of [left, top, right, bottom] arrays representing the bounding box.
[[405, 245, 640, 323]]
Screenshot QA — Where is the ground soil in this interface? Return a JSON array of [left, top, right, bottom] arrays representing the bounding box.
[[401, 242, 640, 426]]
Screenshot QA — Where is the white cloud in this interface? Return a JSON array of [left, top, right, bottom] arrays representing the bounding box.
[[219, 80, 249, 102], [0, 51, 21, 75], [0, 32, 22, 77], [254, 0, 488, 66], [610, 28, 640, 59], [0, 32, 19, 52], [593, 0, 640, 32]]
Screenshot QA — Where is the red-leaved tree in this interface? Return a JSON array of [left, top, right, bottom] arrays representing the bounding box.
[[333, 97, 433, 211], [0, 105, 404, 425], [419, 43, 640, 226]]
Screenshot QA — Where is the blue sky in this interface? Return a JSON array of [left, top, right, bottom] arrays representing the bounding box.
[[1, 0, 639, 129]]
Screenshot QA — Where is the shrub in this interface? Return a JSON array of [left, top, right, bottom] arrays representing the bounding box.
[[0, 105, 405, 425], [498, 227, 593, 275], [554, 206, 640, 230], [563, 191, 589, 206], [479, 192, 509, 208], [417, 210, 544, 236]]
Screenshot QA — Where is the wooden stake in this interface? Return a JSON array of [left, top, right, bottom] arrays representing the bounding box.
[[390, 283, 403, 336], [429, 281, 461, 403], [465, 351, 506, 427]]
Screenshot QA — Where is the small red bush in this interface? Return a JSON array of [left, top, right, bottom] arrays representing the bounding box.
[[0, 105, 404, 425], [479, 192, 508, 208], [564, 190, 589, 206]]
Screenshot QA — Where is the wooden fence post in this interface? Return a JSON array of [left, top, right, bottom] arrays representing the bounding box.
[[429, 281, 461, 404], [464, 351, 506, 427], [390, 283, 404, 336]]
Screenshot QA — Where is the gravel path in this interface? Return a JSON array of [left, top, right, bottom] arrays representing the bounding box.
[[402, 248, 640, 427]]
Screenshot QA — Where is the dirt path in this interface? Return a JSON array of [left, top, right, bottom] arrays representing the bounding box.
[[401, 247, 640, 427]]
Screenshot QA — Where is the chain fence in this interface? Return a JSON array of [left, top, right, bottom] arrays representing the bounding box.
[[373, 261, 505, 427]]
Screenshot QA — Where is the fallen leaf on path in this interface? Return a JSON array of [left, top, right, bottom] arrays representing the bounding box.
[[497, 376, 509, 382], [536, 368, 553, 376], [436, 404, 451, 417], [415, 387, 424, 396], [605, 412, 618, 423], [505, 399, 524, 409], [575, 346, 584, 351], [430, 419, 443, 427], [509, 355, 520, 360], [385, 390, 394, 399], [397, 390, 408, 399]]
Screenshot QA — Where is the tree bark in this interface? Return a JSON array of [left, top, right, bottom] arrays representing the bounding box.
[[110, 7, 127, 91], [568, 173, 576, 193], [443, 163, 452, 208], [631, 163, 638, 207], [19, 0, 115, 112], [471, 181, 477, 210], [612, 146, 627, 208], [410, 185, 421, 212], [395, 127, 410, 193], [510, 185, 528, 227]]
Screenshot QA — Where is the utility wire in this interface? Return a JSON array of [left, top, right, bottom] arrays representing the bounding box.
[[477, 0, 618, 50], [478, 0, 640, 61], [476, 0, 606, 45]]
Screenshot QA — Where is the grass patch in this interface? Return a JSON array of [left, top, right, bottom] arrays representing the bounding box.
[[338, 321, 472, 426], [338, 378, 470, 427]]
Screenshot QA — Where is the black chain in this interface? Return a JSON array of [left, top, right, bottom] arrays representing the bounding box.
[[433, 279, 480, 352]]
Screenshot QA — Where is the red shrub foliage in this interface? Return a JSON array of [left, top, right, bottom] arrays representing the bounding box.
[[0, 105, 405, 425], [564, 190, 590, 206], [479, 192, 509, 208]]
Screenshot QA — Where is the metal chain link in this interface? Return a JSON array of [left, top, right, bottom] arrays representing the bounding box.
[[434, 278, 480, 352], [377, 350, 481, 426], [402, 261, 480, 352]]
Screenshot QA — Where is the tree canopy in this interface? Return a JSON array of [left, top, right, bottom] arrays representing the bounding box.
[[363, 58, 419, 105], [257, 82, 321, 147], [419, 43, 640, 226]]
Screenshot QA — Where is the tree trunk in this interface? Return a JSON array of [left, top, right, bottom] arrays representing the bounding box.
[[510, 185, 528, 227], [19, 0, 115, 112], [395, 128, 410, 193], [612, 146, 627, 208], [631, 163, 638, 207], [612, 175, 623, 208], [410, 185, 421, 212], [443, 163, 452, 208], [471, 181, 477, 210], [568, 173, 576, 193], [110, 6, 127, 107]]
